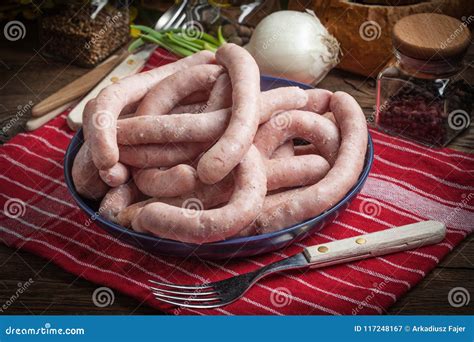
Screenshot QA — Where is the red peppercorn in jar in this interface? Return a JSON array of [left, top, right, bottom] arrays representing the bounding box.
[[376, 13, 472, 147]]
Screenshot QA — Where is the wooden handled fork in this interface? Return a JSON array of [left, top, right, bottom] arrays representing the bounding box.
[[149, 221, 446, 309]]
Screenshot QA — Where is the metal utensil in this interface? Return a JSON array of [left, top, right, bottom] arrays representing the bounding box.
[[66, 1, 188, 130], [159, 0, 188, 30], [149, 221, 445, 309], [26, 100, 78, 131], [191, 1, 220, 25], [90, 0, 108, 20], [238, 0, 262, 23]]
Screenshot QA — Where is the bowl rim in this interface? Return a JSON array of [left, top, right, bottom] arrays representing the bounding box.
[[64, 75, 374, 249]]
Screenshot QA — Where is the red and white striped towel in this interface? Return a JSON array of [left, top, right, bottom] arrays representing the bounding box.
[[1, 50, 473, 315]]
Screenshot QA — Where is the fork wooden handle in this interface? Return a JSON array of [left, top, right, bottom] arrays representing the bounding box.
[[303, 220, 446, 267], [26, 100, 78, 131]]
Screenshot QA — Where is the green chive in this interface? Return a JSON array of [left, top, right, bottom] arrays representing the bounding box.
[[203, 42, 217, 52], [141, 34, 193, 57], [199, 32, 221, 46], [167, 33, 201, 51], [131, 24, 223, 56], [217, 25, 226, 45], [128, 38, 144, 52], [131, 25, 162, 37]]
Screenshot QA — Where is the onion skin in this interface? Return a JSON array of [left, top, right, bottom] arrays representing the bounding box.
[[245, 10, 340, 85]]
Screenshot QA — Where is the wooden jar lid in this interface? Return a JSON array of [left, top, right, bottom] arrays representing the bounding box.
[[393, 13, 471, 60]]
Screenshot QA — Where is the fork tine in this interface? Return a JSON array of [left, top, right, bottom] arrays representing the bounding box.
[[152, 291, 221, 303], [149, 286, 217, 296], [155, 296, 224, 309], [149, 279, 213, 290]]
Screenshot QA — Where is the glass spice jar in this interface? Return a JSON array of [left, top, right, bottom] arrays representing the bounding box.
[[40, 0, 129, 67], [376, 13, 473, 147]]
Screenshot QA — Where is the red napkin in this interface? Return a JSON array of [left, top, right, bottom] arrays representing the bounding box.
[[1, 49, 472, 315]]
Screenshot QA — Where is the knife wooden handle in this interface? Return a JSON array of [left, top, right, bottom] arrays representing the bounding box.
[[303, 220, 446, 267], [26, 100, 78, 131], [31, 50, 128, 117]]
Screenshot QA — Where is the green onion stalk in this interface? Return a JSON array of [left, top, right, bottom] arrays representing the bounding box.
[[129, 24, 226, 57]]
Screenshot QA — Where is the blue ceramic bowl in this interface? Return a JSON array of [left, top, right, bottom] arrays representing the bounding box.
[[64, 75, 373, 259]]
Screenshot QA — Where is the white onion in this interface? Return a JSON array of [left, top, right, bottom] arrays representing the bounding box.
[[245, 10, 340, 85]]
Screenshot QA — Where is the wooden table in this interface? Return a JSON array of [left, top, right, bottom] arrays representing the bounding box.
[[0, 30, 472, 315]]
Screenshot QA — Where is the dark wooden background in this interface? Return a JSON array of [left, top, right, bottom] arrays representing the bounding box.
[[0, 25, 472, 315]]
